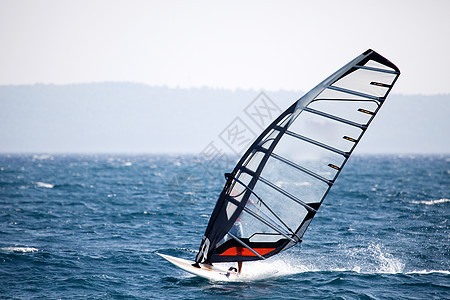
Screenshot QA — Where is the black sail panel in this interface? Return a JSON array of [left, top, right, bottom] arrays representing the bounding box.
[[195, 49, 400, 264]]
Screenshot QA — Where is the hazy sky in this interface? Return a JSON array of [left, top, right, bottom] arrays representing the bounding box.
[[1, 0, 449, 94]]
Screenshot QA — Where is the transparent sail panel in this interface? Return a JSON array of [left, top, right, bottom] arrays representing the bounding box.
[[259, 129, 279, 150], [287, 110, 363, 153], [239, 208, 279, 239], [332, 68, 397, 98], [257, 114, 292, 150], [231, 171, 253, 198], [308, 100, 379, 125], [364, 59, 396, 72], [260, 156, 330, 204], [238, 180, 309, 238], [255, 179, 309, 231], [243, 150, 265, 173], [273, 133, 344, 181], [249, 233, 284, 243]]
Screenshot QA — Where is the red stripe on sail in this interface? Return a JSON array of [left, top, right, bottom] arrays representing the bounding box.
[[219, 247, 275, 256]]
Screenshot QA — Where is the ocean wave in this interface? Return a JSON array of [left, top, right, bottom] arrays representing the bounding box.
[[0, 247, 39, 253], [53, 183, 85, 189], [410, 198, 450, 205]]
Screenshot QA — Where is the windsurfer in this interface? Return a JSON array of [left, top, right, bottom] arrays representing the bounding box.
[[229, 216, 244, 274], [228, 197, 255, 274]]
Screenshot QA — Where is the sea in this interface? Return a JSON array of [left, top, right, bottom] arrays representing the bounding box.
[[0, 154, 448, 299]]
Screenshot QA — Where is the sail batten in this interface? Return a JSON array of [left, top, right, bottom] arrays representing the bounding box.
[[328, 85, 382, 101], [195, 49, 400, 264], [269, 153, 333, 185], [303, 107, 367, 129], [356, 64, 399, 74], [285, 130, 349, 157]]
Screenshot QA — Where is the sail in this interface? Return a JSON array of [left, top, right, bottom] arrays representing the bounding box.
[[195, 49, 400, 264]]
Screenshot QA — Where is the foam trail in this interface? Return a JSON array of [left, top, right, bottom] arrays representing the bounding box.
[[240, 257, 312, 280], [214, 243, 407, 281], [209, 253, 316, 282]]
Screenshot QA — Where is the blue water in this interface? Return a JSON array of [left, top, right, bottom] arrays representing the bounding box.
[[0, 154, 449, 299]]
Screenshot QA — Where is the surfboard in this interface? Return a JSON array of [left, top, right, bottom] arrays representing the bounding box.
[[157, 253, 240, 281]]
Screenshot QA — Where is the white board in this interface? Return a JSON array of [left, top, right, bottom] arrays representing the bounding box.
[[157, 253, 240, 281]]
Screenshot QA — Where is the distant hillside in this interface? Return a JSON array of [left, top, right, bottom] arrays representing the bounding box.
[[0, 83, 448, 154]]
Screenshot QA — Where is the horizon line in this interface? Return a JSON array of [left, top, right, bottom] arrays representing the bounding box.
[[0, 81, 449, 97]]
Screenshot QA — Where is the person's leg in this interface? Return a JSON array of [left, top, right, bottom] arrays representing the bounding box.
[[237, 261, 243, 274]]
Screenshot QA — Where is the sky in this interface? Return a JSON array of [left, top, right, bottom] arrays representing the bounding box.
[[1, 0, 449, 95], [0, 1, 449, 154]]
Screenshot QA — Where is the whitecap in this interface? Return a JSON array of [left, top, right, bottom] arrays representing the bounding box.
[[410, 198, 450, 205], [406, 270, 450, 275], [352, 266, 361, 273], [36, 182, 54, 188], [0, 247, 39, 253]]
